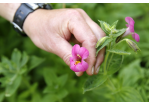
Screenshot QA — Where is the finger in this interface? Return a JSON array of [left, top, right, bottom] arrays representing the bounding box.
[[94, 48, 105, 74], [68, 10, 97, 76], [75, 72, 84, 77], [76, 9, 106, 74], [51, 37, 85, 76]]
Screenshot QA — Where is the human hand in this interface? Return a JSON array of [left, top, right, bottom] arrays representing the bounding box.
[[23, 8, 106, 76]]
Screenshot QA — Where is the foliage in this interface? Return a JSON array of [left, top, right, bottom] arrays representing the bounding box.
[[0, 3, 149, 102]]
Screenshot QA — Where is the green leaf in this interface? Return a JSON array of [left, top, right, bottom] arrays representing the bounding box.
[[110, 20, 119, 30], [18, 82, 38, 99], [43, 86, 56, 94], [98, 20, 111, 34], [0, 92, 5, 102], [57, 74, 68, 87], [1, 56, 14, 72], [20, 51, 29, 68], [96, 37, 112, 56], [118, 59, 144, 87], [5, 75, 22, 97], [43, 68, 57, 86], [106, 53, 124, 75], [107, 49, 131, 55], [28, 56, 45, 71], [11, 49, 22, 69], [83, 74, 108, 93], [110, 28, 126, 38], [42, 94, 58, 102], [113, 87, 143, 102], [57, 88, 68, 100]]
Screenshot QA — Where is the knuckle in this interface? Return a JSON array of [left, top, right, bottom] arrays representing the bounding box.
[[76, 8, 85, 13], [89, 36, 97, 47], [67, 9, 82, 21], [62, 53, 71, 66]]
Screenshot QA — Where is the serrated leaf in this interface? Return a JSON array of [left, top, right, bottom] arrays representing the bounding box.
[[28, 56, 45, 71], [110, 20, 119, 30], [98, 20, 111, 34], [5, 75, 22, 97], [107, 53, 124, 75], [110, 28, 126, 38], [96, 37, 112, 56], [83, 74, 108, 93], [107, 49, 131, 55]]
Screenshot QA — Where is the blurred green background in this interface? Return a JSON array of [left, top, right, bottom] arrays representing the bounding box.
[[0, 3, 149, 102]]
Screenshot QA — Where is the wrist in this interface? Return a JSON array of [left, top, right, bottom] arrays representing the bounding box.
[[11, 3, 52, 36], [23, 9, 46, 37], [0, 3, 21, 22]]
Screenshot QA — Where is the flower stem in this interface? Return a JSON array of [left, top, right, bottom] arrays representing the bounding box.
[[103, 51, 110, 74], [103, 42, 112, 74]]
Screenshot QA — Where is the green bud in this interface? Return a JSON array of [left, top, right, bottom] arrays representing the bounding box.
[[96, 36, 109, 48], [125, 39, 140, 52], [111, 29, 118, 34], [103, 22, 111, 32]]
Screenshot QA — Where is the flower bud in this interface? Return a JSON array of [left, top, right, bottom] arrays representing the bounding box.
[[125, 39, 140, 52], [96, 36, 109, 48]]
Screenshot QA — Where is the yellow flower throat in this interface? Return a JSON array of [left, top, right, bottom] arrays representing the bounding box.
[[75, 54, 82, 65]]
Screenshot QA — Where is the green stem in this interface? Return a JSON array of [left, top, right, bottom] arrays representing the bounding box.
[[104, 51, 110, 74], [107, 53, 114, 71], [103, 42, 112, 74]]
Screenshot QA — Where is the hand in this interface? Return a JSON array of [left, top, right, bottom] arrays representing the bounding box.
[[23, 8, 106, 76]]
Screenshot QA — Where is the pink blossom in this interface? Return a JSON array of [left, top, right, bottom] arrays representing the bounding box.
[[70, 44, 89, 72], [123, 17, 140, 42]]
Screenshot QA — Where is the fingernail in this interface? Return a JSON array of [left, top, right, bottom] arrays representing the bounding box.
[[92, 66, 94, 74], [96, 66, 100, 74]]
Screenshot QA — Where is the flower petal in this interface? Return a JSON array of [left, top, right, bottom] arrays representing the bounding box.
[[70, 57, 75, 70], [129, 24, 134, 33], [72, 44, 80, 57], [125, 17, 135, 25], [81, 60, 88, 71], [74, 63, 86, 72], [134, 33, 140, 42], [79, 47, 89, 59], [126, 24, 129, 27], [132, 33, 135, 39]]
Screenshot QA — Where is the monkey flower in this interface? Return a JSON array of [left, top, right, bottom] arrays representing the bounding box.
[[122, 17, 140, 42], [70, 44, 89, 72]]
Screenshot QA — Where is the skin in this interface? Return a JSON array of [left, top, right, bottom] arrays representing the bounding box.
[[0, 3, 105, 76]]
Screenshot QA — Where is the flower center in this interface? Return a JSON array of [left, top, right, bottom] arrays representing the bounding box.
[[74, 54, 82, 65]]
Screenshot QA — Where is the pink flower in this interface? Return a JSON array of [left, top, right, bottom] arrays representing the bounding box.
[[70, 44, 89, 72], [122, 17, 140, 42]]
